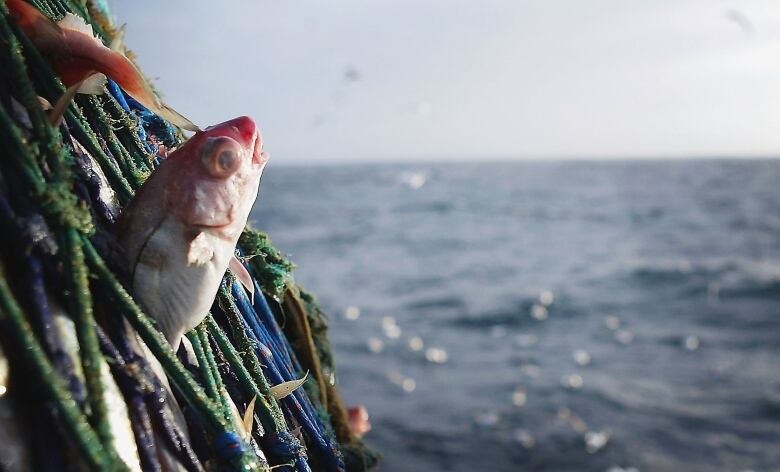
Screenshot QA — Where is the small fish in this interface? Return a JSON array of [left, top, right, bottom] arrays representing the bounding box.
[[347, 405, 371, 438], [242, 395, 257, 439], [116, 116, 268, 350], [50, 296, 143, 471], [6, 0, 199, 131], [0, 344, 32, 472], [269, 372, 308, 400]]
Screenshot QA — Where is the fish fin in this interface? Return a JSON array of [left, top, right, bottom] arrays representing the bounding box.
[[186, 232, 213, 266], [110, 24, 127, 53], [154, 103, 201, 132], [77, 73, 107, 95], [57, 13, 95, 37], [242, 396, 257, 438], [38, 96, 53, 111], [229, 255, 254, 304], [48, 79, 85, 127], [179, 336, 199, 367], [48, 72, 106, 127], [101, 50, 200, 131], [7, 0, 64, 49], [269, 371, 309, 401]]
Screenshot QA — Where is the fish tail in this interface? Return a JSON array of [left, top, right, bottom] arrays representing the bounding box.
[[16, 5, 200, 133], [6, 0, 45, 29], [7, 0, 65, 55], [109, 24, 126, 53], [102, 53, 201, 132]]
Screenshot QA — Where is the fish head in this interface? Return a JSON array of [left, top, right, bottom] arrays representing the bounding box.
[[165, 116, 268, 239]]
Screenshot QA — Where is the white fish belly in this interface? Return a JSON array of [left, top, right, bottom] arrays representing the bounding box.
[[131, 216, 234, 349]]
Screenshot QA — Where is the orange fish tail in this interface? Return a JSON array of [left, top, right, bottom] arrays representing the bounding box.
[[58, 29, 148, 98], [6, 0, 44, 30]]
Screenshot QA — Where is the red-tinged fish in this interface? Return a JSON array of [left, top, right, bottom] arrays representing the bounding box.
[[116, 116, 268, 350], [347, 405, 372, 438], [6, 0, 199, 131]]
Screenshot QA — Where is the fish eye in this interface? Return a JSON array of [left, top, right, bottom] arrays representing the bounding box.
[[201, 138, 242, 178], [217, 150, 236, 172]]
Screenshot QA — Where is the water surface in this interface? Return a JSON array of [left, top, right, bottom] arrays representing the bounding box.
[[251, 159, 780, 472]]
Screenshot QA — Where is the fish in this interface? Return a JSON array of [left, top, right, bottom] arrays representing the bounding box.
[[115, 116, 268, 351], [51, 295, 143, 471], [269, 372, 308, 401], [6, 0, 199, 131], [0, 343, 33, 472], [347, 405, 371, 438], [242, 395, 257, 439]]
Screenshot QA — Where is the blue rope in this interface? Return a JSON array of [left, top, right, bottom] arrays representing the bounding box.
[[26, 253, 87, 404], [124, 95, 178, 147], [234, 250, 301, 375], [106, 80, 130, 112], [98, 299, 204, 472], [253, 286, 302, 372], [106, 80, 158, 155], [213, 431, 249, 460], [230, 280, 345, 471], [1, 4, 357, 467], [260, 431, 309, 472], [95, 80, 344, 470], [0, 193, 87, 403], [95, 327, 162, 472]]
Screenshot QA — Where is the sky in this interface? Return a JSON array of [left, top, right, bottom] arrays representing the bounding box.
[[111, 1, 780, 163]]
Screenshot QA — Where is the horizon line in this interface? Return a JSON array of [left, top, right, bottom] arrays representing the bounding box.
[[268, 153, 780, 167]]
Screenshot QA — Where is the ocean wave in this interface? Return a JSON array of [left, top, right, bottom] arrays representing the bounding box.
[[404, 296, 466, 311], [746, 396, 780, 422], [392, 201, 454, 214], [447, 297, 581, 328], [447, 302, 536, 328], [627, 257, 780, 299], [251, 161, 780, 471]]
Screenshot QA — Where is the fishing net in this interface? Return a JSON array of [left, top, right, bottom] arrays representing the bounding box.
[[0, 0, 379, 470]]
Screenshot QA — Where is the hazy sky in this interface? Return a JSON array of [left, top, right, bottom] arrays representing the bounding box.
[[112, 1, 780, 162]]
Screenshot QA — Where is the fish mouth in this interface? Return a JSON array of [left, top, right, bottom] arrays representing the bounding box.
[[224, 116, 265, 167], [192, 222, 238, 240], [252, 132, 267, 167]]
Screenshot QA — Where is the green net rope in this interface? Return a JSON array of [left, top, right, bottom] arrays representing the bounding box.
[[0, 0, 378, 470]]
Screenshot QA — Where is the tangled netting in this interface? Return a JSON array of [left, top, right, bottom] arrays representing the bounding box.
[[0, 0, 379, 470]]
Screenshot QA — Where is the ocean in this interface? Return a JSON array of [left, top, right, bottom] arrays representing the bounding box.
[[249, 159, 780, 472]]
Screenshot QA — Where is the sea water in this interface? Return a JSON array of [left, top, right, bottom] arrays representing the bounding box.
[[250, 159, 780, 472]]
